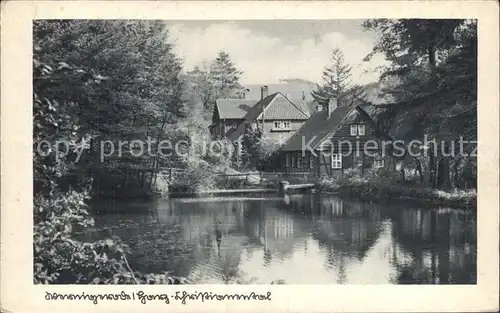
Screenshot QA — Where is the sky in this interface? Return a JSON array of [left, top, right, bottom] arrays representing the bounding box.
[[166, 20, 388, 86]]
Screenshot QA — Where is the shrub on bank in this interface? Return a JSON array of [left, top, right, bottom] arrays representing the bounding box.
[[34, 190, 186, 284], [169, 158, 219, 194], [320, 169, 476, 207]]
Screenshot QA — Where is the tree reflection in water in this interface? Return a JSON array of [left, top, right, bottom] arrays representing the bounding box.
[[87, 194, 476, 284]]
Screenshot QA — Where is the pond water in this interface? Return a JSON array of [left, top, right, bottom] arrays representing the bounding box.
[[86, 194, 476, 284]]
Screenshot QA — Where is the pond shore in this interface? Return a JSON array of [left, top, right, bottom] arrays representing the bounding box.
[[95, 177, 476, 210], [320, 181, 477, 209]]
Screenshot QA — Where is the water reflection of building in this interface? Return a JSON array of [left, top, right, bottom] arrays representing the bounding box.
[[94, 195, 477, 284], [242, 200, 310, 265], [388, 207, 477, 284], [153, 197, 312, 283]]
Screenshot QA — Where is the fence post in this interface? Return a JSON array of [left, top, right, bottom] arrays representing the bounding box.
[[279, 181, 290, 197]]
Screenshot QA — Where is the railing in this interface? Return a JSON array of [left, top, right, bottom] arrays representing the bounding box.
[[154, 167, 318, 185]]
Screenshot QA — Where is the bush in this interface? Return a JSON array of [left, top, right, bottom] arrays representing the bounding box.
[[318, 167, 476, 207], [170, 158, 217, 194], [34, 191, 186, 284], [202, 138, 236, 170]]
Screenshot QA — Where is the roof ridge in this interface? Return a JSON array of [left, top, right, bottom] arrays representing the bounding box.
[[313, 105, 358, 149], [280, 110, 325, 151], [279, 92, 310, 118], [216, 98, 258, 101]]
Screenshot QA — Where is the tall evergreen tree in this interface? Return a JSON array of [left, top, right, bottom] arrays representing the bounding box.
[[311, 48, 365, 107], [209, 51, 244, 97], [186, 51, 244, 114], [363, 19, 477, 189]]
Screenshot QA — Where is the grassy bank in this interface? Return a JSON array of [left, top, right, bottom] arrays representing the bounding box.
[[319, 171, 476, 208]]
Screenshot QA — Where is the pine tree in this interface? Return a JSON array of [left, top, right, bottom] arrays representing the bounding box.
[[312, 48, 365, 107], [208, 52, 244, 103], [186, 51, 244, 114], [363, 19, 477, 189]]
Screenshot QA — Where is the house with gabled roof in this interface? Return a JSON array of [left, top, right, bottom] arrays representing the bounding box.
[[280, 98, 395, 178], [209, 99, 256, 139], [210, 86, 310, 144]]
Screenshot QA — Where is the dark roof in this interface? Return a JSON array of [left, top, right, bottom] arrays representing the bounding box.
[[215, 99, 257, 119], [280, 105, 354, 152], [227, 93, 309, 141]]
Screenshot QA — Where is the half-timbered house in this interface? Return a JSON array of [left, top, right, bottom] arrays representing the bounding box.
[[280, 98, 394, 178]]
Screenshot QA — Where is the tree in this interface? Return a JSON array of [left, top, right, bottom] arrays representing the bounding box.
[[34, 20, 187, 192], [363, 19, 477, 189], [312, 48, 365, 107], [209, 51, 244, 98], [33, 20, 188, 284], [185, 51, 244, 114], [186, 62, 213, 113], [185, 52, 244, 127]]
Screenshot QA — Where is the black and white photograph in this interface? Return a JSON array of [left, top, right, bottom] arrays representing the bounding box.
[[31, 18, 480, 286]]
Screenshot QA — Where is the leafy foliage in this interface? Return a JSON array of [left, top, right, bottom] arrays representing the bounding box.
[[320, 169, 476, 207], [240, 127, 283, 171], [363, 19, 477, 189], [33, 20, 188, 284]]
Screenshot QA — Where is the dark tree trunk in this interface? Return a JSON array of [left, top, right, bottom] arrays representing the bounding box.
[[429, 151, 436, 187], [438, 158, 452, 190], [415, 157, 424, 184], [436, 142, 452, 190], [399, 163, 406, 182], [429, 46, 437, 68]]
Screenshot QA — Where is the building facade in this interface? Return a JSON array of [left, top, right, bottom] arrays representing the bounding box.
[[210, 86, 310, 144], [280, 98, 395, 178]]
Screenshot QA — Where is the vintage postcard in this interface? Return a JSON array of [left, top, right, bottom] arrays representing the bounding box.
[[1, 1, 499, 312]]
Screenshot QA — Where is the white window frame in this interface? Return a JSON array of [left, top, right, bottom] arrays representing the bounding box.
[[273, 120, 292, 131], [331, 153, 342, 169], [309, 154, 314, 168], [286, 154, 290, 167], [291, 155, 296, 168], [358, 124, 366, 136], [350, 125, 358, 136]]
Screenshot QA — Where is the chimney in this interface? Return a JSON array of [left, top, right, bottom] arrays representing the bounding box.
[[260, 85, 268, 100], [326, 98, 337, 119], [242, 88, 250, 99], [315, 100, 323, 112]]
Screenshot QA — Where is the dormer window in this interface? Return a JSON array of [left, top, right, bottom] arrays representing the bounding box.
[[273, 120, 291, 131], [350, 124, 366, 136]]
